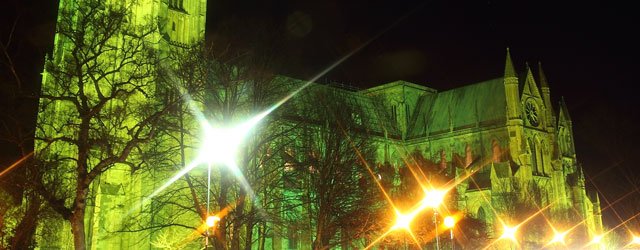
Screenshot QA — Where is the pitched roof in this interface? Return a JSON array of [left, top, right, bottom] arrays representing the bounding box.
[[407, 78, 507, 138], [557, 96, 572, 125], [281, 79, 398, 137], [521, 65, 541, 98]]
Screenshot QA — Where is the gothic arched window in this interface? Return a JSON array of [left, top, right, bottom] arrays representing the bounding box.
[[540, 142, 546, 175], [477, 207, 486, 221], [529, 138, 539, 175], [491, 139, 501, 163]]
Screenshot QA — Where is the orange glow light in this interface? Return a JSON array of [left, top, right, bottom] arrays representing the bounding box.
[[631, 235, 640, 245], [591, 234, 603, 244], [392, 212, 415, 231], [549, 230, 568, 245], [444, 216, 455, 229], [421, 189, 446, 209], [500, 225, 518, 242], [205, 215, 220, 228]]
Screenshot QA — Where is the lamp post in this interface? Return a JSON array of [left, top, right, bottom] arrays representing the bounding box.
[[631, 235, 640, 246], [433, 211, 440, 250], [444, 216, 455, 250], [500, 225, 518, 250], [204, 215, 220, 249], [422, 190, 445, 250], [590, 235, 603, 250]]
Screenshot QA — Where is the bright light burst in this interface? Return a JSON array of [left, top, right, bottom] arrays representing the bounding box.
[[549, 229, 568, 245], [631, 235, 640, 245], [420, 189, 446, 209], [364, 188, 449, 249], [392, 212, 415, 231], [199, 124, 249, 166], [205, 215, 221, 228], [386, 209, 421, 248], [500, 224, 518, 241], [146, 115, 263, 201], [444, 216, 455, 229], [590, 234, 603, 245], [147, 92, 283, 202]]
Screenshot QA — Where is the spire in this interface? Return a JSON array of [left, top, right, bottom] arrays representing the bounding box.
[[538, 61, 549, 89], [525, 62, 534, 82], [538, 61, 555, 128], [559, 96, 572, 122], [504, 47, 517, 79], [523, 62, 541, 97], [503, 48, 521, 121]]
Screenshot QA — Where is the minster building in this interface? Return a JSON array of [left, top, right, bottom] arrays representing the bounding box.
[[34, 0, 602, 249]]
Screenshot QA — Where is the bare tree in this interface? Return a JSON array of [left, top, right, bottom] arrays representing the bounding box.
[[34, 1, 175, 249], [118, 35, 302, 249], [287, 86, 379, 249], [491, 179, 548, 248]]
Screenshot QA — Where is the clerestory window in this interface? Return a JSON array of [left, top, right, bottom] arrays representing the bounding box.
[[168, 0, 184, 10]]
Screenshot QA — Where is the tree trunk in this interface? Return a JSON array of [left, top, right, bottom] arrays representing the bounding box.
[[231, 193, 245, 250], [313, 219, 329, 250], [313, 197, 331, 250], [70, 207, 87, 250], [258, 222, 266, 250], [216, 170, 230, 250], [10, 194, 40, 249], [243, 208, 254, 250], [70, 185, 89, 250]]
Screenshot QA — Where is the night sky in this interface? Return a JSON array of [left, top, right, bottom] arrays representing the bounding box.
[[2, 0, 639, 230]]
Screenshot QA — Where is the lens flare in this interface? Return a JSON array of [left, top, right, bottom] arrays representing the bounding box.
[[500, 224, 518, 241], [549, 230, 568, 245], [444, 216, 455, 229], [199, 125, 247, 166], [421, 189, 446, 209], [632, 235, 640, 245], [205, 215, 220, 228], [392, 212, 414, 231], [590, 234, 603, 244], [0, 151, 33, 178]]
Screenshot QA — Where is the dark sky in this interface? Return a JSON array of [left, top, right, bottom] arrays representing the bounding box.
[[2, 0, 639, 230], [206, 0, 640, 230]]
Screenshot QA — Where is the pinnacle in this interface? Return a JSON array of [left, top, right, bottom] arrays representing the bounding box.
[[504, 48, 517, 79], [538, 61, 549, 88]]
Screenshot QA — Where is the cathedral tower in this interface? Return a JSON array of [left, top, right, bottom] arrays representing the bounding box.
[[504, 49, 525, 165], [36, 0, 207, 249], [158, 0, 207, 47]]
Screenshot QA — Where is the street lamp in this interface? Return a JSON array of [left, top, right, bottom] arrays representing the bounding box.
[[591, 235, 603, 244], [588, 234, 604, 249], [206, 215, 220, 228], [444, 216, 455, 250], [421, 189, 446, 209], [204, 215, 220, 248], [499, 224, 518, 250], [631, 235, 640, 245], [422, 189, 446, 250], [549, 230, 568, 245]]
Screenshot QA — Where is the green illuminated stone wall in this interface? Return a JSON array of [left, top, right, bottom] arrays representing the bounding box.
[[35, 0, 207, 249]]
